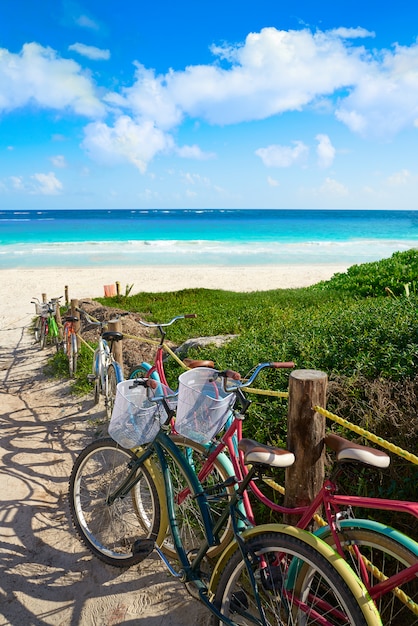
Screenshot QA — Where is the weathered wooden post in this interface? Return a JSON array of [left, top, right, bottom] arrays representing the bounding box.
[[65, 285, 69, 306], [108, 319, 123, 369], [70, 299, 81, 350], [116, 281, 121, 297], [42, 293, 47, 303], [284, 369, 327, 527]]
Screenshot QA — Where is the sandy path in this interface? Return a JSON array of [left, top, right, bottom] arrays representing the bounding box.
[[0, 320, 209, 625]]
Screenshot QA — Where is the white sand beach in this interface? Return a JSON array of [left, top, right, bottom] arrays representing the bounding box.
[[0, 263, 350, 335]]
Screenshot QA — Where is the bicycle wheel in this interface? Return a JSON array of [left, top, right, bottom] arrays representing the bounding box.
[[68, 332, 78, 377], [39, 318, 47, 349], [318, 521, 418, 626], [211, 530, 381, 626], [158, 435, 235, 560], [49, 316, 60, 352], [69, 437, 161, 567], [128, 363, 153, 379], [34, 317, 41, 343], [104, 363, 118, 420]]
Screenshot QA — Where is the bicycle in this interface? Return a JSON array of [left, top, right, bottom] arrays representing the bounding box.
[[76, 307, 126, 419], [127, 313, 215, 385], [62, 307, 80, 377], [68, 377, 382, 625], [164, 363, 418, 626], [31, 296, 61, 350]]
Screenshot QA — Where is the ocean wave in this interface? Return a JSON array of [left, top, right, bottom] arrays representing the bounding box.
[[0, 238, 416, 269]]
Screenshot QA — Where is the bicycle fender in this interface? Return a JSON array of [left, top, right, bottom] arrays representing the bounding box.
[[208, 523, 380, 624], [315, 517, 418, 555], [131, 446, 169, 547]]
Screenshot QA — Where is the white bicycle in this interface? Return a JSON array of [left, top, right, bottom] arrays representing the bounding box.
[[77, 308, 126, 419]]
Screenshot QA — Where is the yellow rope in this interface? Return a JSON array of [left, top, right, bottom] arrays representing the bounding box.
[[245, 387, 289, 398], [314, 405, 418, 465]]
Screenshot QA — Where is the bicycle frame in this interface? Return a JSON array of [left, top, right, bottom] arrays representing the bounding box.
[[184, 414, 418, 607], [108, 428, 367, 626], [94, 336, 124, 389]]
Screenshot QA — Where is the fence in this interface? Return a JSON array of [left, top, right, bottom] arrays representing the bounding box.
[[41, 288, 417, 515]]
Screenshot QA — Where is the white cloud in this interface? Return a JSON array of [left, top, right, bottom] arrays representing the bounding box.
[[109, 63, 183, 130], [76, 15, 100, 30], [335, 41, 418, 137], [255, 141, 309, 167], [319, 177, 348, 196], [176, 144, 215, 160], [316, 134, 335, 168], [30, 172, 63, 195], [50, 155, 67, 168], [10, 176, 23, 189], [328, 27, 375, 40], [387, 169, 411, 185], [0, 43, 105, 117], [81, 115, 173, 173], [267, 176, 279, 187], [68, 43, 110, 60]]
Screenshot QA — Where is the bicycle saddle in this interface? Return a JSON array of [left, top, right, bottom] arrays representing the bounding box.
[[102, 331, 123, 342], [325, 433, 390, 469], [239, 438, 295, 468], [183, 358, 215, 369]]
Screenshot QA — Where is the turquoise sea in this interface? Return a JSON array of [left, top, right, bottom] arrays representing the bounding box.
[[1, 209, 418, 269]]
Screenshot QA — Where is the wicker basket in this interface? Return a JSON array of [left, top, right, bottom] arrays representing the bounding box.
[[108, 380, 172, 448], [175, 368, 235, 444]]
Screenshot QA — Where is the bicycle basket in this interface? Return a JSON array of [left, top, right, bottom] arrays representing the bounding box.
[[35, 302, 51, 316], [175, 367, 235, 444], [108, 380, 173, 448]]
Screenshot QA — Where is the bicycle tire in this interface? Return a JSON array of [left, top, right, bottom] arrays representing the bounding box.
[[68, 333, 78, 377], [211, 530, 381, 626], [104, 363, 118, 420], [34, 317, 41, 343], [68, 437, 161, 567], [156, 435, 235, 561], [49, 316, 60, 351], [318, 521, 418, 626], [128, 363, 155, 380], [39, 318, 47, 350]]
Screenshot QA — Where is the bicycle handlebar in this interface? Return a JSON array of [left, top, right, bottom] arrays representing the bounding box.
[[76, 307, 129, 327], [217, 361, 295, 392], [134, 313, 197, 328]]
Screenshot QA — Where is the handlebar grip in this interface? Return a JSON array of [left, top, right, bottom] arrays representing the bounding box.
[[184, 313, 197, 319], [146, 378, 158, 389], [224, 369, 241, 380], [271, 361, 295, 369]]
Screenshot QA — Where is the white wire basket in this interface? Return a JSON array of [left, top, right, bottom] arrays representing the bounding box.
[[175, 367, 235, 444], [109, 379, 174, 448], [35, 302, 53, 316]]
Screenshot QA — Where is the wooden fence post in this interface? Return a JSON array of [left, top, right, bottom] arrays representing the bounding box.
[[42, 293, 47, 303], [116, 281, 121, 297], [108, 319, 123, 369], [65, 285, 69, 306], [70, 299, 81, 350], [284, 369, 327, 527]]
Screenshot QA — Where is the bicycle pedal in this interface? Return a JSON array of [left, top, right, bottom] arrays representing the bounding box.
[[132, 538, 155, 561]]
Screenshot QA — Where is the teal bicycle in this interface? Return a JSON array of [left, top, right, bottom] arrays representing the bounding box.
[[69, 377, 382, 625]]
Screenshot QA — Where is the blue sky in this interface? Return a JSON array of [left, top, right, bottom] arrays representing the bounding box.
[[2, 0, 418, 210]]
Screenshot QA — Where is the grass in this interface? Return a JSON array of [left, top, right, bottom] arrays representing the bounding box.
[[49, 249, 418, 533]]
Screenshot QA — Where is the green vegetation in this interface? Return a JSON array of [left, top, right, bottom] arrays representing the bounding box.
[[52, 249, 418, 532]]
